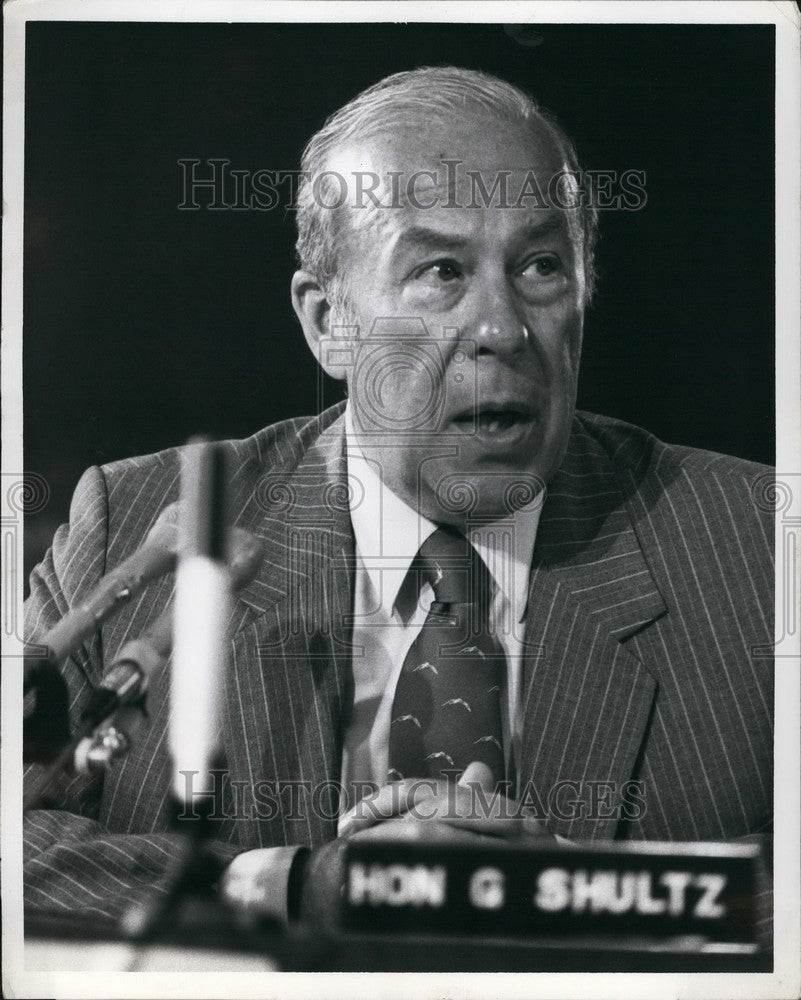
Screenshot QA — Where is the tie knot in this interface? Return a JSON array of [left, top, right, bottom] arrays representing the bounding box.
[[416, 526, 492, 608]]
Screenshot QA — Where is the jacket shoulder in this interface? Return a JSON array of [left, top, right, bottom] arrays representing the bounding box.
[[575, 410, 774, 557], [101, 404, 345, 490], [576, 409, 772, 484], [98, 403, 346, 556]]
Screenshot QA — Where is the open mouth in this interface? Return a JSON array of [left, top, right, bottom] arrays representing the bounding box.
[[452, 406, 535, 435]]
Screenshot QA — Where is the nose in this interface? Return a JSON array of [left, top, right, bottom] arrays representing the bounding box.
[[468, 277, 529, 358]]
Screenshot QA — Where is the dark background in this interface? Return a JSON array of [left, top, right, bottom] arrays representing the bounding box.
[[23, 21, 775, 581]]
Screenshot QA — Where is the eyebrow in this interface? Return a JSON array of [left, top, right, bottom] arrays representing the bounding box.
[[391, 226, 471, 256], [390, 214, 566, 260], [516, 214, 565, 242]]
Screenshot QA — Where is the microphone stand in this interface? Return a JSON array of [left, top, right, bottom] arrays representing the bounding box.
[[24, 439, 321, 967], [116, 441, 324, 970], [117, 794, 332, 971], [119, 794, 280, 956]]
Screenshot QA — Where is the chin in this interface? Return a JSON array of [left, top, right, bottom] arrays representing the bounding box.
[[418, 415, 573, 523], [427, 467, 544, 525]]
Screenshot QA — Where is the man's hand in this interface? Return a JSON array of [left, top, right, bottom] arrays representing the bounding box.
[[340, 761, 555, 843], [298, 762, 559, 925]]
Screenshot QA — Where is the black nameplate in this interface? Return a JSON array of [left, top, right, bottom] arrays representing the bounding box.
[[342, 840, 759, 947]]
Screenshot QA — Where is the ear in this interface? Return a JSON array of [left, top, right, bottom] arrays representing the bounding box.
[[291, 270, 353, 381]]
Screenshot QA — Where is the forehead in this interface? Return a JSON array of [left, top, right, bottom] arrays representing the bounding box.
[[346, 110, 564, 180], [327, 114, 576, 258]]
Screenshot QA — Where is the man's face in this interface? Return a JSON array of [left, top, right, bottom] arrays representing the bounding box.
[[320, 114, 585, 526]]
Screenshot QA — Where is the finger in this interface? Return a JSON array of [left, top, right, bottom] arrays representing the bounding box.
[[339, 778, 438, 837], [436, 813, 554, 840], [436, 814, 523, 838], [340, 763, 507, 838], [350, 818, 427, 842], [457, 760, 494, 790], [351, 817, 500, 846]]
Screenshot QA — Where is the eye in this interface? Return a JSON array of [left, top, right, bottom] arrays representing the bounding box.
[[520, 254, 561, 279], [415, 258, 463, 283]]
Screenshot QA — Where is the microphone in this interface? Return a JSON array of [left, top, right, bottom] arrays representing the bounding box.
[[79, 525, 264, 731], [24, 492, 264, 804], [37, 504, 180, 669], [24, 505, 179, 778], [170, 439, 232, 802], [23, 653, 71, 764], [71, 524, 265, 777]]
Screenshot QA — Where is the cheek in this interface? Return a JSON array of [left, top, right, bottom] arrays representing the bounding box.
[[562, 328, 583, 387], [364, 350, 437, 403], [350, 341, 447, 432], [537, 305, 583, 386]]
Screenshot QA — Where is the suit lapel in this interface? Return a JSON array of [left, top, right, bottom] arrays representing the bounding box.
[[519, 417, 667, 840], [222, 410, 355, 850], [217, 408, 667, 847]]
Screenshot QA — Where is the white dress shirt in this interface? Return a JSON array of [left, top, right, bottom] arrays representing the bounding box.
[[340, 405, 543, 820], [222, 406, 543, 915]]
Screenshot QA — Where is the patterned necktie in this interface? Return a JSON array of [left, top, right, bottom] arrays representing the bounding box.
[[388, 526, 506, 786]]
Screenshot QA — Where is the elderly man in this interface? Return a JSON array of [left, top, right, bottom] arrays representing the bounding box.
[[24, 67, 772, 926]]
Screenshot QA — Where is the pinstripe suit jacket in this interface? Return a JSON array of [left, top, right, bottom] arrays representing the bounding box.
[[24, 403, 774, 920]]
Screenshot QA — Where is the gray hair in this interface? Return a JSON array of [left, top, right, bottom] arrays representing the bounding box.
[[295, 66, 599, 307]]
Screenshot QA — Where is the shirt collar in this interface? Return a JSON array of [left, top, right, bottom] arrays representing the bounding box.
[[345, 404, 542, 622]]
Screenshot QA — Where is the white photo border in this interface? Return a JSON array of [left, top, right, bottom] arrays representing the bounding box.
[[3, 2, 799, 998]]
